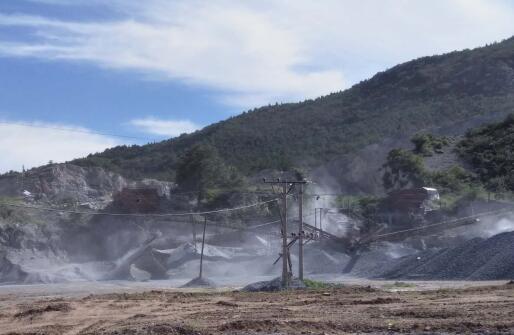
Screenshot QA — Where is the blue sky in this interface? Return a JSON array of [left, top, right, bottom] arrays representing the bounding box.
[[1, 0, 514, 172]]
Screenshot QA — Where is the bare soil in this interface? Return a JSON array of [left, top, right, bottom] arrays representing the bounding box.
[[1, 282, 514, 334]]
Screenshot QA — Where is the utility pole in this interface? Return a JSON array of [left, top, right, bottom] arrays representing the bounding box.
[[20, 165, 25, 195], [314, 208, 323, 237], [264, 178, 307, 288], [314, 208, 317, 229], [199, 216, 207, 279], [191, 214, 197, 252], [281, 182, 288, 288], [319, 208, 323, 234], [298, 183, 304, 281]]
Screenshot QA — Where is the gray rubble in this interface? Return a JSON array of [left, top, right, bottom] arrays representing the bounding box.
[[241, 276, 306, 292], [379, 231, 514, 280], [180, 276, 217, 288]]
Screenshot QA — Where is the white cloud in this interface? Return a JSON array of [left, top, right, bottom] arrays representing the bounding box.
[[129, 117, 201, 137], [0, 121, 120, 173], [1, 0, 514, 108]]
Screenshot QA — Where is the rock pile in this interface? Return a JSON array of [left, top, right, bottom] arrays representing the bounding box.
[[241, 276, 306, 292], [180, 276, 217, 288], [379, 231, 514, 280]]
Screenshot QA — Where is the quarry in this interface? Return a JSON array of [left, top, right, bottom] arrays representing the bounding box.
[[3, 12, 514, 333], [1, 164, 514, 334], [2, 164, 514, 286]]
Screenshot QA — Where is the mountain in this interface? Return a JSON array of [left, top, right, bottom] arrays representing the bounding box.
[[73, 37, 514, 193]]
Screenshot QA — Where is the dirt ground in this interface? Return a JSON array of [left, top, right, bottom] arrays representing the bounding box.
[[1, 281, 514, 335]]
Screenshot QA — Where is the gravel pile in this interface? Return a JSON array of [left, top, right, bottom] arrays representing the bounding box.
[[180, 276, 217, 288], [379, 231, 514, 280], [241, 276, 306, 292]]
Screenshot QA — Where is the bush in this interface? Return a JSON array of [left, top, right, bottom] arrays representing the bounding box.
[[303, 279, 336, 289], [429, 166, 473, 193], [457, 114, 514, 192], [411, 133, 450, 156], [382, 149, 427, 190]]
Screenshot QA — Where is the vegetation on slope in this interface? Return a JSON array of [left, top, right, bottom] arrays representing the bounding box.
[[175, 143, 245, 202], [381, 144, 474, 196], [72, 37, 514, 183], [411, 133, 451, 156], [458, 114, 514, 193], [375, 113, 514, 215]]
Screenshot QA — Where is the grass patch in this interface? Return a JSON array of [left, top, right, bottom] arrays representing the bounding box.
[[303, 279, 334, 289], [0, 196, 23, 205]]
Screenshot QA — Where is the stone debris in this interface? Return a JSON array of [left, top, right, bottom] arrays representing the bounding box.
[[379, 231, 514, 280], [129, 264, 151, 281], [241, 276, 306, 292], [180, 276, 217, 288]]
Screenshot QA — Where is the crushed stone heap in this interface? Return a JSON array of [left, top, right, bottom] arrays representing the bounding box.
[[379, 231, 514, 280]]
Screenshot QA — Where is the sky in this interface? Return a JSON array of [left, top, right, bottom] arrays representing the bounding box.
[[1, 0, 514, 173]]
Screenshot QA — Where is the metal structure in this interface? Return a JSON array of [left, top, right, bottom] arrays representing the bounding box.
[[309, 205, 514, 274], [263, 178, 307, 288]]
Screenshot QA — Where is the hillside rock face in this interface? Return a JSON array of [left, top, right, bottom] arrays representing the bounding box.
[[0, 164, 176, 209], [0, 164, 127, 207]]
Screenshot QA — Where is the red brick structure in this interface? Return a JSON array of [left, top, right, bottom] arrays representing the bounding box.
[[382, 187, 441, 226], [113, 188, 161, 213]]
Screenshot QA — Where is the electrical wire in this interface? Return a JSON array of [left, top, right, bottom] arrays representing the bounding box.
[[10, 179, 275, 198], [0, 198, 278, 217], [372, 208, 514, 240]]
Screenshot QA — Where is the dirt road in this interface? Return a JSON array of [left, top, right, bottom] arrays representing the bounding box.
[[1, 281, 514, 334]]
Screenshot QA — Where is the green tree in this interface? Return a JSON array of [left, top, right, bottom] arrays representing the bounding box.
[[429, 166, 471, 193], [411, 134, 433, 156], [382, 149, 427, 190], [176, 144, 243, 201], [411, 133, 450, 156]]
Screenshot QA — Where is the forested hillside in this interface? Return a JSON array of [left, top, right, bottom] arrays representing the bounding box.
[[73, 37, 514, 183], [376, 114, 514, 211], [458, 114, 514, 192]]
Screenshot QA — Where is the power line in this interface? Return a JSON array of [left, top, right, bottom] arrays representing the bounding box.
[[169, 190, 275, 196], [372, 208, 514, 240], [13, 186, 275, 198], [205, 211, 315, 233], [305, 193, 349, 197], [0, 120, 156, 142], [0, 198, 286, 236], [0, 198, 278, 217]]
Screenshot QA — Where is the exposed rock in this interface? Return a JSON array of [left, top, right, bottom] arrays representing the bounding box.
[[0, 251, 27, 283], [0, 163, 177, 210], [135, 179, 176, 198], [129, 264, 152, 281], [102, 234, 159, 280], [0, 164, 129, 209]]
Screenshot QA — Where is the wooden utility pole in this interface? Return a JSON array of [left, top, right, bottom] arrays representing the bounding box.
[[319, 208, 323, 233], [199, 216, 207, 279], [191, 214, 197, 252], [281, 182, 289, 288], [21, 165, 24, 193], [298, 183, 304, 281], [263, 178, 307, 288]]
